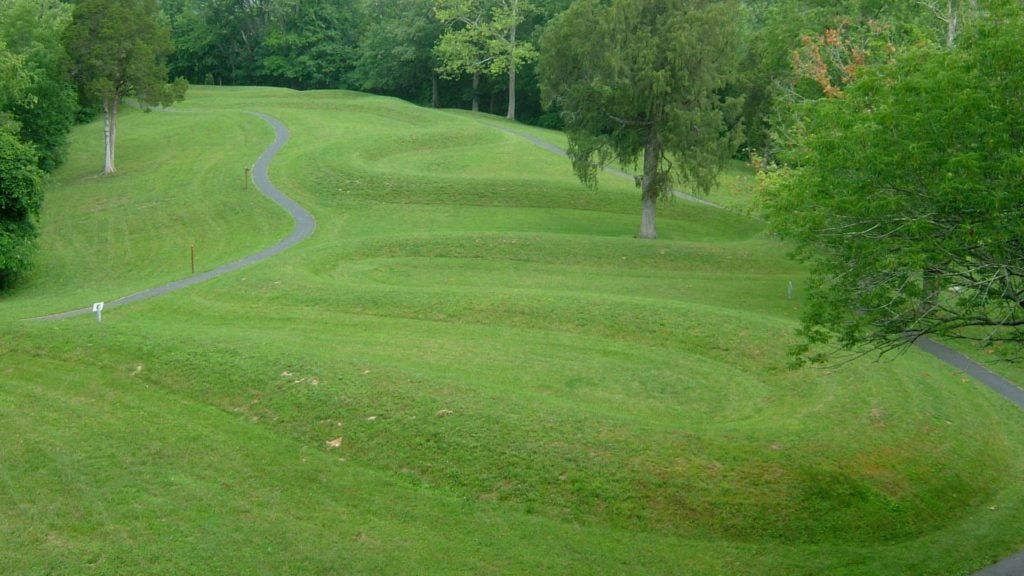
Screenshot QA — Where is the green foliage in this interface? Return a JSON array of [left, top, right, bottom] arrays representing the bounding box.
[[0, 0, 78, 171], [64, 0, 187, 173], [261, 0, 357, 89], [352, 0, 444, 102], [0, 41, 31, 122], [64, 0, 180, 109], [539, 0, 744, 238], [736, 0, 951, 157], [434, 0, 537, 78], [764, 9, 1024, 360], [0, 128, 43, 286], [164, 0, 272, 86], [433, 0, 538, 118], [164, 0, 360, 90]]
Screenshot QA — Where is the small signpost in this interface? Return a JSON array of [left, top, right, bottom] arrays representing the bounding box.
[[92, 302, 104, 322]]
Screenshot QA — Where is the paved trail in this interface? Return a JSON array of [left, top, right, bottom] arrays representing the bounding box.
[[33, 112, 315, 321]]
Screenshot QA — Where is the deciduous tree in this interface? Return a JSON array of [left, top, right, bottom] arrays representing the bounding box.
[[764, 8, 1024, 360], [354, 0, 444, 105], [539, 0, 743, 239], [0, 0, 77, 171], [0, 128, 43, 287], [261, 0, 358, 89], [434, 0, 538, 119]]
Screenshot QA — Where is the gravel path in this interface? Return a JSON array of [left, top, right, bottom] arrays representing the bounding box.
[[32, 112, 315, 321]]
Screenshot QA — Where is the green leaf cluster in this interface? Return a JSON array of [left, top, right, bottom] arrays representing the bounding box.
[[765, 6, 1024, 359], [433, 0, 538, 78], [351, 0, 444, 101], [64, 0, 181, 110], [0, 128, 43, 286], [0, 0, 77, 171]]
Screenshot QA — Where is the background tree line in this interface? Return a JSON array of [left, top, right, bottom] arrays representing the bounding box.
[[155, 0, 996, 142]]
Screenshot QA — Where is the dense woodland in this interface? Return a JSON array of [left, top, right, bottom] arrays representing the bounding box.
[[2, 0, 1024, 356]]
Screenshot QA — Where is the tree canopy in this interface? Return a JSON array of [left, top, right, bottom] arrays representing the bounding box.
[[433, 0, 538, 120], [0, 128, 44, 287], [64, 0, 187, 175], [764, 5, 1024, 360], [0, 0, 77, 171], [539, 0, 744, 239]]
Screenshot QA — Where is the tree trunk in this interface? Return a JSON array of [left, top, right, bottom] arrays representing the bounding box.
[[507, 64, 516, 121], [638, 128, 661, 239], [431, 73, 439, 108], [640, 191, 657, 239], [946, 0, 959, 49], [472, 72, 480, 113], [506, 17, 517, 121], [103, 95, 118, 175], [921, 266, 942, 313]]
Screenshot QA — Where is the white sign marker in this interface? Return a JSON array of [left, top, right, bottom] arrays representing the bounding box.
[[92, 301, 104, 322]]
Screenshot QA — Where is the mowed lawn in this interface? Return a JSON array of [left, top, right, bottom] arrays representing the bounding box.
[[2, 86, 1023, 575]]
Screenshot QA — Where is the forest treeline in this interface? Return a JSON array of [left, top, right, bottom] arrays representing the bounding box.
[[157, 0, 983, 139]]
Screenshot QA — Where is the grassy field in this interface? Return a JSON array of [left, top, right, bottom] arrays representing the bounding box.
[[2, 86, 1023, 575]]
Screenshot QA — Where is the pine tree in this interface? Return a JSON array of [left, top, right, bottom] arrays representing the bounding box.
[[539, 0, 743, 239]]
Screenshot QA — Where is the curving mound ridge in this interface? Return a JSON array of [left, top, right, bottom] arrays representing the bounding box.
[[2, 86, 1024, 575]]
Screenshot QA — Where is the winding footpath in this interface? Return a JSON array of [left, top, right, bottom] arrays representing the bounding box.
[[33, 112, 315, 321], [29, 112, 1024, 574], [496, 122, 1024, 576]]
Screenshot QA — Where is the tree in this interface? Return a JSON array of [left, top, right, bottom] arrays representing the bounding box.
[[0, 42, 30, 127], [165, 0, 273, 87], [763, 8, 1024, 361], [261, 0, 358, 89], [0, 0, 78, 171], [538, 0, 744, 239], [735, 0, 939, 161], [434, 0, 538, 119], [64, 0, 188, 175], [354, 0, 445, 106], [0, 128, 44, 287]]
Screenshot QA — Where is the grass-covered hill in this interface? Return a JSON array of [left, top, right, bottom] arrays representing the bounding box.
[[2, 86, 1023, 575]]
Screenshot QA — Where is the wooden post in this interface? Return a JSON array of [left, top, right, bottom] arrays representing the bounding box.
[[244, 167, 250, 191], [191, 244, 195, 275]]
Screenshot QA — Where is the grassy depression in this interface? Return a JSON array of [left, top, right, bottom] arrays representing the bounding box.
[[2, 86, 1023, 574]]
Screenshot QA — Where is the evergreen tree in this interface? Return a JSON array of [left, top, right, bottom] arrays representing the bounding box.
[[64, 0, 187, 175], [539, 0, 744, 239]]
